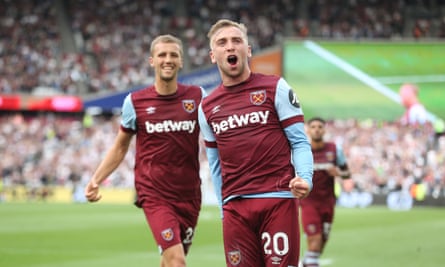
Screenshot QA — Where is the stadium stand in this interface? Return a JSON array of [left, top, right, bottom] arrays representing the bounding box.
[[1, 0, 445, 95]]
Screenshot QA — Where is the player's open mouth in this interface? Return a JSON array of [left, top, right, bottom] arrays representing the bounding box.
[[227, 55, 237, 65]]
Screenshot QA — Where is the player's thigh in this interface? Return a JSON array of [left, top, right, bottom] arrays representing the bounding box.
[[223, 200, 263, 267], [301, 204, 322, 236], [142, 201, 183, 253], [260, 198, 300, 267], [301, 203, 334, 239], [161, 243, 186, 266], [320, 205, 334, 241], [174, 198, 201, 254], [223, 198, 300, 267]]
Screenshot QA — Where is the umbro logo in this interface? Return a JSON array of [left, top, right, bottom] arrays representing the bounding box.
[[146, 106, 156, 114], [212, 105, 221, 114]]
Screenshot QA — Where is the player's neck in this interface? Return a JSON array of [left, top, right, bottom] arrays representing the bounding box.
[[221, 69, 251, 87], [154, 79, 177, 95], [311, 141, 324, 150]]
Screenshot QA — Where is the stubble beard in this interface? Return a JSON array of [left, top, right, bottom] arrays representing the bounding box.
[[312, 136, 323, 143], [160, 73, 175, 82], [221, 62, 245, 80]]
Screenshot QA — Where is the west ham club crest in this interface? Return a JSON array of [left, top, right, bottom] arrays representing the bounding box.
[[228, 250, 241, 265], [326, 151, 335, 162], [161, 228, 174, 241], [250, 90, 266, 105], [182, 99, 196, 113]]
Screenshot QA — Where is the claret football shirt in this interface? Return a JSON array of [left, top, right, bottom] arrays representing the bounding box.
[[199, 73, 312, 203], [121, 84, 206, 203]]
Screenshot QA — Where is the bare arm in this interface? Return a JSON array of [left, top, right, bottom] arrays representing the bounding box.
[[85, 129, 134, 202]]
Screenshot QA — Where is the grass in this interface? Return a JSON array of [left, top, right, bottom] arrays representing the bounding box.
[[324, 207, 445, 267], [1, 203, 444, 267], [0, 203, 223, 267]]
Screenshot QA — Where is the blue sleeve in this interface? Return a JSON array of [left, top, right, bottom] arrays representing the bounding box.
[[275, 78, 304, 120], [336, 145, 347, 167], [284, 124, 313, 190], [205, 147, 223, 211], [335, 144, 350, 178], [274, 77, 313, 190], [121, 93, 137, 130], [198, 104, 215, 142], [198, 104, 223, 215]]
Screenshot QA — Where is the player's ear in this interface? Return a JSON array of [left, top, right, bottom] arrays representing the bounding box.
[[209, 50, 217, 64], [149, 56, 154, 67]]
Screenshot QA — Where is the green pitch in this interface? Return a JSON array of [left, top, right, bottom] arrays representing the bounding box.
[[1, 203, 444, 267], [284, 41, 445, 120]]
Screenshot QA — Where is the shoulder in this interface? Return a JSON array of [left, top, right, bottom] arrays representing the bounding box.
[[180, 83, 201, 91], [131, 85, 155, 99], [201, 84, 222, 104], [251, 73, 281, 86], [179, 84, 205, 97]]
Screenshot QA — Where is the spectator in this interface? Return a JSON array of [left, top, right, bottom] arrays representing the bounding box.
[[399, 83, 428, 126]]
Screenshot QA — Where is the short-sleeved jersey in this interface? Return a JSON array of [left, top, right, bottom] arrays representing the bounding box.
[[200, 73, 305, 200], [301, 142, 339, 205], [121, 84, 204, 204]]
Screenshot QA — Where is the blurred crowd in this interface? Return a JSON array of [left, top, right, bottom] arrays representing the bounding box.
[[325, 119, 444, 198], [0, 113, 444, 202], [0, 113, 135, 201], [1, 0, 445, 95]]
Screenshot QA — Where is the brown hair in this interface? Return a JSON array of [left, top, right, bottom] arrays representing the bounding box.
[[207, 19, 248, 49], [308, 117, 326, 125], [150, 34, 183, 57]]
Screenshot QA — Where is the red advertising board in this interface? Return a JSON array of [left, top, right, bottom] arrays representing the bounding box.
[[0, 95, 21, 110], [0, 95, 83, 112]]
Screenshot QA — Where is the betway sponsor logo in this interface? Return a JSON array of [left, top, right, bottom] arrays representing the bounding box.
[[211, 110, 269, 134], [145, 120, 196, 134]]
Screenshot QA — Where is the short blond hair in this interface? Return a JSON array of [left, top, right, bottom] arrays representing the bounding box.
[[150, 34, 183, 57], [207, 19, 248, 49]]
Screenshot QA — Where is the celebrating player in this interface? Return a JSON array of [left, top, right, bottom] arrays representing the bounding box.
[[300, 117, 351, 267], [198, 19, 313, 267], [84, 34, 205, 267]]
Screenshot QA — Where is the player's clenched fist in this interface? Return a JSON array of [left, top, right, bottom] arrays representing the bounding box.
[[84, 180, 102, 202], [289, 177, 310, 199]]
